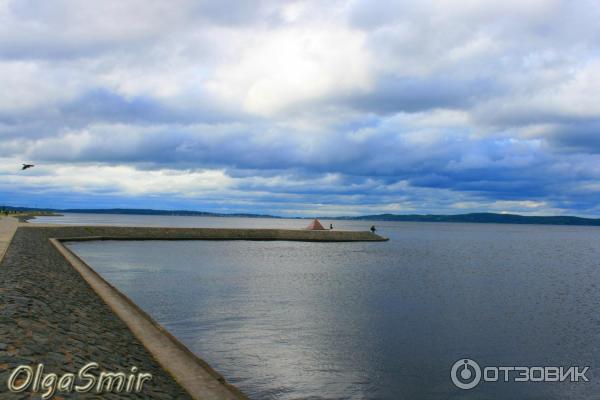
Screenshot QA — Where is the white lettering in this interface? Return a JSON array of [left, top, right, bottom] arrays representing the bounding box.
[[484, 367, 498, 381], [75, 362, 98, 392], [7, 366, 33, 393]]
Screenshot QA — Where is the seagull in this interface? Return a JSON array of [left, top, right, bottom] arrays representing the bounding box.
[[21, 164, 35, 170]]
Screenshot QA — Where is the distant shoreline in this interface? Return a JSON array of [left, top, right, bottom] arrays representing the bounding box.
[[334, 212, 600, 227], [5, 206, 600, 227]]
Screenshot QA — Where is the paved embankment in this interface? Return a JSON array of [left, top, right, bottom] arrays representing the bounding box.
[[26, 225, 388, 242], [0, 226, 195, 399], [0, 217, 17, 263], [0, 223, 385, 399]]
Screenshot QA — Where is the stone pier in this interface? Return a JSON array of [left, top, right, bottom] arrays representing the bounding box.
[[0, 220, 386, 399]]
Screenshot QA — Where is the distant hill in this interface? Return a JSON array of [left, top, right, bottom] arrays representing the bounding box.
[[60, 208, 279, 218], [335, 212, 600, 226], [3, 206, 600, 226], [0, 206, 278, 219]]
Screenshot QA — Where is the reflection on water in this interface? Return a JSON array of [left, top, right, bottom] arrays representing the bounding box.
[[67, 217, 600, 399]]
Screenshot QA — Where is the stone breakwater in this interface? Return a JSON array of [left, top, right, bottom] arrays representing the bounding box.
[[0, 226, 194, 399], [35, 225, 389, 242], [0, 217, 17, 262], [0, 223, 386, 399]]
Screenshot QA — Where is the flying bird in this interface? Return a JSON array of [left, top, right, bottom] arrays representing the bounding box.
[[21, 164, 35, 170]]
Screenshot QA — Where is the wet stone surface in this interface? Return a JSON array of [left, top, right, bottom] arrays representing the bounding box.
[[0, 227, 193, 399]]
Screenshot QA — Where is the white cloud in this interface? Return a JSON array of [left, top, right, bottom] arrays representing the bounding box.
[[206, 26, 372, 116], [0, 157, 232, 196], [0, 61, 80, 112]]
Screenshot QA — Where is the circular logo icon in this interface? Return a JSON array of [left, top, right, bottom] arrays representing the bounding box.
[[451, 358, 481, 389]]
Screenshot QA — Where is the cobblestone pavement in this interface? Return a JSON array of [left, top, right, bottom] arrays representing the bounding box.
[[0, 226, 193, 399]]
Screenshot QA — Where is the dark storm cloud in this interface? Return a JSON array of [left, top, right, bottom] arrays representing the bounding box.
[[544, 121, 600, 153], [17, 117, 570, 205], [0, 89, 246, 143], [342, 76, 500, 114]]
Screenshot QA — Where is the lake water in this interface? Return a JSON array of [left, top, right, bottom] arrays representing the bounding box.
[[39, 214, 600, 399]]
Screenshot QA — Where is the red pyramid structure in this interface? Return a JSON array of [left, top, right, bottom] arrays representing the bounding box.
[[305, 218, 326, 230]]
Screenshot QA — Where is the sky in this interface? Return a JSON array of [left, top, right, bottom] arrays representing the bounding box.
[[1, 0, 600, 217]]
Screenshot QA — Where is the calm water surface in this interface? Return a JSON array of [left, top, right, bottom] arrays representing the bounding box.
[[55, 215, 600, 399]]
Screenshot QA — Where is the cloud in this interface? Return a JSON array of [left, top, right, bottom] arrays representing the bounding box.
[[341, 75, 499, 114], [1, 0, 600, 216], [205, 25, 372, 116]]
